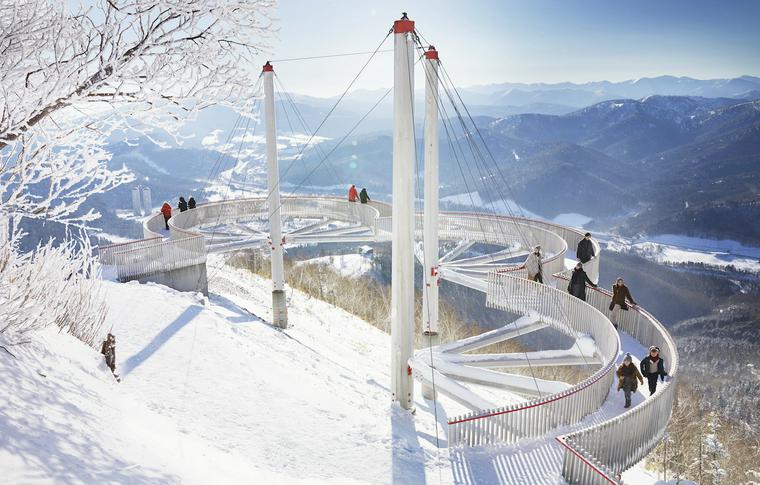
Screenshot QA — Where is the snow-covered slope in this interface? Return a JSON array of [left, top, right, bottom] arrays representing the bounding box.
[[2, 262, 664, 484], [0, 322, 316, 484]]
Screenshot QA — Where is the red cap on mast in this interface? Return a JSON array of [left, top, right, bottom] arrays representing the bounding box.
[[424, 45, 438, 60], [393, 12, 414, 33], [262, 61, 273, 72]]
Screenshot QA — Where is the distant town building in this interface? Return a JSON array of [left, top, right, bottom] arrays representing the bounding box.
[[141, 186, 152, 214], [131, 187, 142, 216]]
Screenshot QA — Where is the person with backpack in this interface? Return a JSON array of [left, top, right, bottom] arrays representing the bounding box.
[[617, 353, 644, 408], [348, 185, 358, 202], [359, 187, 370, 204], [568, 262, 597, 301], [640, 346, 667, 396], [523, 245, 544, 283], [160, 202, 172, 230], [609, 277, 637, 328], [188, 197, 196, 210], [178, 196, 188, 212], [576, 232, 595, 263]]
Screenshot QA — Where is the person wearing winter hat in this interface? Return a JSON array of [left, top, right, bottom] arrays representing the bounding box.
[[640, 346, 667, 396], [617, 353, 643, 408]]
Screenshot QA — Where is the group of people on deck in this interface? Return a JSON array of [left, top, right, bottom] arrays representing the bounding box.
[[347, 184, 370, 204], [523, 231, 668, 408], [159, 196, 197, 230]]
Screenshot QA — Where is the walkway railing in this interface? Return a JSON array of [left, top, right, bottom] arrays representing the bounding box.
[[98, 235, 206, 281], [121, 194, 674, 481], [445, 272, 620, 446], [554, 276, 679, 485]]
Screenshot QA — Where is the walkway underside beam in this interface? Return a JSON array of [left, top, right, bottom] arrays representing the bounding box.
[[206, 239, 267, 253], [440, 263, 525, 274], [435, 351, 601, 368], [445, 247, 529, 266], [289, 234, 375, 244], [232, 223, 267, 236], [437, 267, 489, 292], [411, 358, 495, 411], [439, 240, 476, 263], [432, 360, 572, 396], [438, 313, 547, 354], [287, 219, 330, 235], [295, 224, 367, 238]]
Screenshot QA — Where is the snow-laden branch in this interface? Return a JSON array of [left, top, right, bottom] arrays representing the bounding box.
[[0, 0, 274, 223], [0, 219, 107, 346]]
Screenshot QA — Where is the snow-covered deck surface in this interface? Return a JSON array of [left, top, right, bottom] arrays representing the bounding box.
[[1, 259, 656, 484]]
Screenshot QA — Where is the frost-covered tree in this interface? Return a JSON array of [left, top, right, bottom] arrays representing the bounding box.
[[703, 412, 728, 485], [0, 0, 274, 341], [1, 0, 274, 223]]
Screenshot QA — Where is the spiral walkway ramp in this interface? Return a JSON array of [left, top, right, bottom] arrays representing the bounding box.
[[99, 196, 678, 484]]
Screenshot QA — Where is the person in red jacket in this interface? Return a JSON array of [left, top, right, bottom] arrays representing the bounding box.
[[348, 184, 358, 202], [160, 201, 172, 230]]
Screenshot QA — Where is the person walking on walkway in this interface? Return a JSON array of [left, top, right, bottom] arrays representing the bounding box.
[[568, 262, 597, 301], [524, 245, 544, 283], [188, 197, 196, 210], [609, 277, 637, 328], [348, 184, 358, 202], [576, 232, 595, 263], [160, 202, 172, 230], [617, 353, 643, 408], [359, 187, 370, 204], [178, 196, 188, 212], [640, 346, 667, 396]]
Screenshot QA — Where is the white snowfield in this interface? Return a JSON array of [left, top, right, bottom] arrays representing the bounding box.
[[294, 252, 375, 278], [1, 262, 661, 484]]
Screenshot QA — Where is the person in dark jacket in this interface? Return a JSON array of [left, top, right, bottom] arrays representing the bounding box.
[[359, 188, 370, 204], [617, 353, 644, 408], [100, 333, 117, 376], [160, 202, 172, 230], [188, 197, 196, 210], [576, 232, 595, 263], [568, 262, 597, 301], [609, 277, 637, 328], [640, 346, 667, 396], [178, 196, 188, 212]]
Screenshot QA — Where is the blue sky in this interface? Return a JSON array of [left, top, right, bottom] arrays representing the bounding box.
[[262, 0, 760, 96]]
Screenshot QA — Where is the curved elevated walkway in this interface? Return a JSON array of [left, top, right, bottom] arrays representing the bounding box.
[[99, 195, 677, 484]]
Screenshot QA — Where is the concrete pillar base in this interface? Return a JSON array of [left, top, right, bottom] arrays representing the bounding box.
[[272, 290, 288, 328], [421, 332, 440, 400]]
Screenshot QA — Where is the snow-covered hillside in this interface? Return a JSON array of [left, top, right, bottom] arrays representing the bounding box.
[[2, 262, 662, 484]]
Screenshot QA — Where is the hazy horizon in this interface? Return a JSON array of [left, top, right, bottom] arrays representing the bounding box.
[[260, 0, 760, 97]]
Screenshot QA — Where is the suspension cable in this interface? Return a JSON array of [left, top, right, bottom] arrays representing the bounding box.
[[274, 74, 345, 187], [413, 38, 546, 397], [260, 30, 393, 207], [270, 49, 393, 63], [413, 37, 593, 375]]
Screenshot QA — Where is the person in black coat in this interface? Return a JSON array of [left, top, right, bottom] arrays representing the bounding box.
[[188, 197, 196, 210], [568, 262, 597, 301], [640, 346, 667, 396], [576, 232, 595, 263], [100, 333, 117, 375], [178, 196, 188, 212]]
